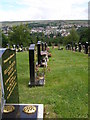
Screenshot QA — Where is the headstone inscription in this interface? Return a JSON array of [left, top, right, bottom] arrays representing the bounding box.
[[0, 48, 44, 119], [0, 49, 19, 120], [1, 49, 19, 104]]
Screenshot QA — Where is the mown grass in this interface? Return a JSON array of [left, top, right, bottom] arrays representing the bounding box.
[[16, 47, 88, 118]]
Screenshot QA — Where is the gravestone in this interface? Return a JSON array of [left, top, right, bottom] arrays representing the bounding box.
[[16, 45, 19, 52], [1, 49, 19, 104], [43, 42, 45, 51], [67, 44, 71, 50], [0, 48, 44, 119], [12, 45, 16, 50], [29, 44, 35, 86], [0, 49, 19, 120], [29, 44, 45, 86], [78, 42, 81, 52], [21, 44, 23, 49], [17, 45, 19, 49], [42, 42, 44, 51], [75, 43, 77, 51], [40, 42, 48, 67], [37, 41, 41, 65], [85, 42, 88, 54], [45, 42, 47, 51]]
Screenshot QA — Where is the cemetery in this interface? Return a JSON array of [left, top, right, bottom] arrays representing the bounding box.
[[0, 41, 89, 119]]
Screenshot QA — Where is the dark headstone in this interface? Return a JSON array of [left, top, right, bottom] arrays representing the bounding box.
[[42, 42, 44, 51], [12, 45, 16, 50], [0, 49, 43, 119], [45, 42, 47, 51], [0, 48, 19, 119], [43, 43, 45, 51], [29, 44, 45, 86], [21, 45, 23, 52], [21, 45, 23, 49], [75, 43, 77, 51], [17, 45, 19, 49], [78, 42, 81, 52], [67, 44, 71, 50], [0, 49, 19, 104], [37, 41, 41, 65], [40, 42, 48, 67], [29, 44, 35, 86], [85, 42, 88, 54]]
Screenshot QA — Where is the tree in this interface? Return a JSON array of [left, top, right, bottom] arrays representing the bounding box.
[[64, 28, 79, 47], [77, 27, 88, 44], [70, 28, 79, 49], [8, 24, 31, 46], [2, 32, 8, 48]]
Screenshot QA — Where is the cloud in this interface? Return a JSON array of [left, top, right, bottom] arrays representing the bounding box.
[[0, 0, 88, 21]]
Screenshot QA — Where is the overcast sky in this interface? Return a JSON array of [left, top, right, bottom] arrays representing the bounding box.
[[0, 0, 89, 21]]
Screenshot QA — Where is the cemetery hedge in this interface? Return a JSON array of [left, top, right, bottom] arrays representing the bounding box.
[[16, 47, 88, 118]]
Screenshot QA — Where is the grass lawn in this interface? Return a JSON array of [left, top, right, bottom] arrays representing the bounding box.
[[16, 47, 88, 118]]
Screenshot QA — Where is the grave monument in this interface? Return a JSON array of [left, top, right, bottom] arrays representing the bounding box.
[[40, 42, 48, 67], [0, 48, 43, 119], [37, 41, 41, 65], [85, 42, 88, 54], [29, 44, 45, 86], [75, 43, 77, 51], [45, 42, 47, 51], [78, 42, 81, 52]]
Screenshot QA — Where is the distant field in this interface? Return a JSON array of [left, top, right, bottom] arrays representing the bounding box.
[[16, 47, 88, 118], [1, 20, 88, 26]]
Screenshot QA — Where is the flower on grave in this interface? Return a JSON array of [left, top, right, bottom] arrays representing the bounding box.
[[47, 47, 49, 51], [38, 64, 40, 67], [48, 53, 52, 57]]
